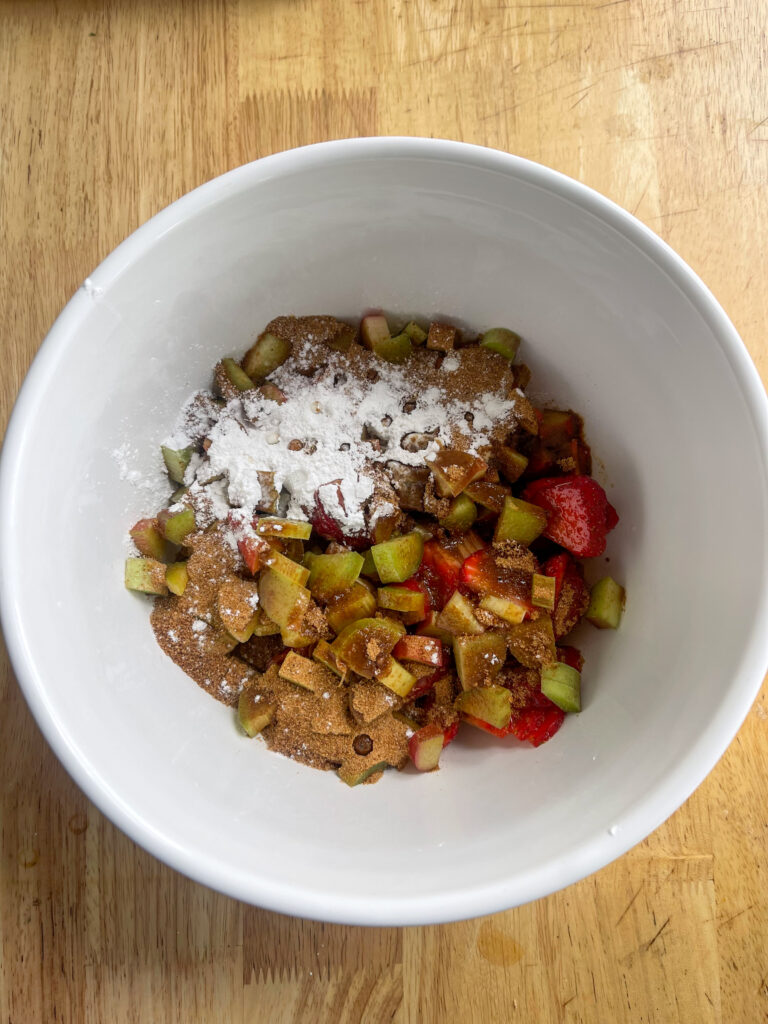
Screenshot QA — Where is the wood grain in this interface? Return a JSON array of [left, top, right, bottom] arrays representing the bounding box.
[[1, 1, 767, 1020]]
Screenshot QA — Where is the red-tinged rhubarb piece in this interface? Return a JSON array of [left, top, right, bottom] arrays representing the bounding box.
[[361, 314, 391, 348], [460, 548, 533, 609], [522, 475, 618, 557], [393, 635, 444, 667], [427, 448, 488, 497], [130, 518, 166, 560], [238, 535, 272, 575], [509, 705, 565, 746], [408, 723, 448, 771], [462, 714, 512, 738], [455, 685, 513, 730]]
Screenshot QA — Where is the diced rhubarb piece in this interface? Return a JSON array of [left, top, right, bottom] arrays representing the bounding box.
[[241, 332, 291, 381], [408, 723, 448, 771], [278, 651, 324, 692], [460, 549, 533, 608], [453, 531, 485, 561], [308, 551, 364, 603], [165, 561, 188, 596], [237, 689, 276, 737], [330, 617, 405, 677], [569, 437, 592, 475], [280, 625, 316, 648], [427, 449, 488, 498], [494, 495, 547, 546], [258, 569, 311, 632], [170, 485, 188, 503], [399, 577, 432, 619], [522, 475, 619, 558], [360, 548, 380, 579], [255, 517, 313, 540], [537, 409, 579, 444], [130, 517, 166, 560], [455, 685, 513, 730], [376, 656, 417, 697], [372, 332, 413, 364], [493, 444, 528, 484], [124, 557, 168, 595], [531, 573, 556, 611], [371, 531, 424, 584], [326, 581, 377, 634], [377, 586, 426, 617], [426, 321, 457, 351], [158, 507, 196, 545], [416, 612, 454, 646], [248, 607, 281, 636], [439, 493, 477, 533], [453, 632, 507, 689], [238, 535, 271, 575], [265, 549, 311, 587], [338, 760, 390, 787], [257, 382, 288, 404], [506, 616, 557, 668], [393, 635, 444, 667], [462, 714, 511, 738], [509, 705, 565, 746], [161, 445, 193, 484], [463, 481, 510, 513], [586, 576, 625, 629], [403, 320, 428, 344], [479, 327, 521, 361], [436, 591, 484, 636], [557, 645, 584, 672], [361, 314, 391, 348], [540, 661, 581, 713], [313, 638, 347, 680], [479, 593, 527, 625], [221, 357, 254, 391], [216, 578, 261, 642]]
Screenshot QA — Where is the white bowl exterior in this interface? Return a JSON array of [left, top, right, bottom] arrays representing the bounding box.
[[2, 139, 767, 925]]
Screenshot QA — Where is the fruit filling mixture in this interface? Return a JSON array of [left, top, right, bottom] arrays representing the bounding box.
[[124, 314, 625, 785]]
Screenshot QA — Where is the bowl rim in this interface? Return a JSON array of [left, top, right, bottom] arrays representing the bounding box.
[[2, 136, 767, 925]]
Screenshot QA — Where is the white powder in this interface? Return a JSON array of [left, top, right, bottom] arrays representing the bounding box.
[[191, 619, 208, 634], [442, 356, 460, 372], [178, 358, 519, 533]]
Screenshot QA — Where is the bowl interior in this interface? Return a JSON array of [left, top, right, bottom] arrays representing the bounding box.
[[3, 140, 767, 924]]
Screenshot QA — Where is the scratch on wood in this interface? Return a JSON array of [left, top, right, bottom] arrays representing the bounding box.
[[645, 916, 670, 951], [717, 904, 754, 929], [616, 883, 644, 925]]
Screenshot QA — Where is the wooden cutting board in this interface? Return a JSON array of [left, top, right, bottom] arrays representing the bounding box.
[[1, 2, 766, 1020]]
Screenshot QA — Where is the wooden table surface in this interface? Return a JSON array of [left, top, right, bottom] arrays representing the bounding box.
[[2, 1, 767, 1021]]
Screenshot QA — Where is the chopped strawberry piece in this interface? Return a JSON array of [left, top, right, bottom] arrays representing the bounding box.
[[509, 706, 565, 747], [407, 666, 444, 700], [543, 552, 589, 639], [605, 500, 619, 531], [418, 540, 462, 608], [310, 486, 369, 549], [459, 548, 533, 607], [393, 634, 443, 666], [522, 475, 618, 557], [557, 645, 584, 672], [270, 647, 290, 666], [542, 552, 568, 604]]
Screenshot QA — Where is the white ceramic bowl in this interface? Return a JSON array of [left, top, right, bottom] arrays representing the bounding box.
[[2, 138, 767, 925]]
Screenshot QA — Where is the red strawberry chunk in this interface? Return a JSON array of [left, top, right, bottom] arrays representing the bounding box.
[[557, 645, 584, 672], [460, 548, 533, 608], [310, 486, 369, 549], [542, 552, 568, 604], [238, 536, 270, 575], [522, 475, 618, 557], [419, 540, 462, 608], [509, 706, 565, 747], [544, 552, 589, 639]]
